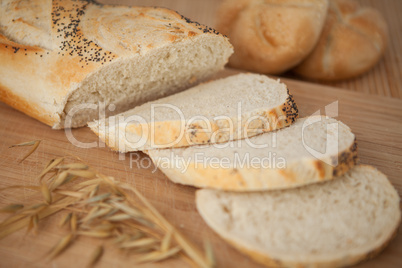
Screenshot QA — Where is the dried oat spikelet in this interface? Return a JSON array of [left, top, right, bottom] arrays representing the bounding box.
[[9, 140, 41, 163], [0, 152, 214, 267]]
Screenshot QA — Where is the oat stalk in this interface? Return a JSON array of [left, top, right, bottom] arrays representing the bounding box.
[[0, 154, 214, 267], [10, 140, 41, 163]]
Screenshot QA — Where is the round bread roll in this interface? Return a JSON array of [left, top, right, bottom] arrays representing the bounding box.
[[216, 0, 329, 74], [294, 0, 388, 81]]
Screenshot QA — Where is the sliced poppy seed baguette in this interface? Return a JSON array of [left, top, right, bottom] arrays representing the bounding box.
[[0, 0, 233, 128], [148, 116, 357, 191], [89, 73, 298, 152], [196, 165, 401, 268]]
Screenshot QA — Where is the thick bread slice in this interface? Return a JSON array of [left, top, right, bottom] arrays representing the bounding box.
[[196, 165, 401, 268], [88, 73, 298, 152], [148, 116, 357, 191], [0, 0, 233, 128]]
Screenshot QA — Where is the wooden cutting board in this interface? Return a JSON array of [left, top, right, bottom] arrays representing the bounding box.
[[0, 69, 401, 268]]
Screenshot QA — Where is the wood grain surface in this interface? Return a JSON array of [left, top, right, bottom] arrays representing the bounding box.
[[101, 0, 402, 99], [1, 0, 402, 267], [1, 69, 401, 267]]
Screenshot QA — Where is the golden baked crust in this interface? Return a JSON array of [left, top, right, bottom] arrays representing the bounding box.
[[0, 0, 231, 128], [216, 0, 329, 74], [293, 0, 388, 81]]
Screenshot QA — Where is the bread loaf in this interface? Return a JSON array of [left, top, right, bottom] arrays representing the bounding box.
[[88, 73, 298, 152], [293, 0, 388, 81], [148, 116, 357, 191], [0, 0, 233, 128], [216, 0, 328, 74], [196, 165, 401, 268]]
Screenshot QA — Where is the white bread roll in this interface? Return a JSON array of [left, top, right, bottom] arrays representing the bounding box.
[[89, 74, 298, 152], [294, 0, 388, 81], [196, 165, 401, 268], [216, 0, 329, 74], [0, 0, 233, 128]]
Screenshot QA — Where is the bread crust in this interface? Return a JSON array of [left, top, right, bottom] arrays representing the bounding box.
[[0, 0, 232, 128], [293, 0, 388, 81], [89, 87, 298, 152], [148, 136, 357, 192], [332, 139, 358, 177], [216, 0, 329, 74], [0, 72, 58, 127]]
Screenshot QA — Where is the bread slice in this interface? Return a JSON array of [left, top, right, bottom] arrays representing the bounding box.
[[148, 116, 357, 191], [88, 73, 298, 152], [0, 0, 233, 128], [196, 165, 401, 268]]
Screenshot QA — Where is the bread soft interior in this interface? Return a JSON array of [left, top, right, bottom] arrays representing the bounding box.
[[196, 165, 401, 266], [62, 35, 232, 127]]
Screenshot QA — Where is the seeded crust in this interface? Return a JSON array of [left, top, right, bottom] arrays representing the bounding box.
[[148, 135, 357, 191], [89, 86, 299, 153], [332, 139, 358, 177], [0, 0, 232, 128]]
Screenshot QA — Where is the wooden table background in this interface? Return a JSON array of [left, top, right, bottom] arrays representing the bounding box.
[[102, 0, 402, 99], [1, 69, 402, 268], [1, 1, 402, 268]]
